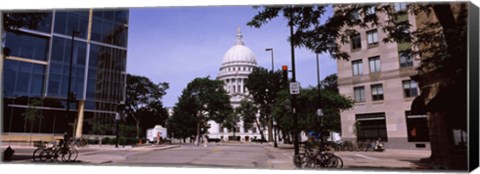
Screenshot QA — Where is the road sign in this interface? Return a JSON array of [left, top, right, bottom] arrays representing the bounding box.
[[290, 82, 300, 94], [317, 109, 324, 117]]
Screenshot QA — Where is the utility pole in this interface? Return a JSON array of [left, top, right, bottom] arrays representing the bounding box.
[[67, 29, 79, 136], [289, 7, 299, 155]]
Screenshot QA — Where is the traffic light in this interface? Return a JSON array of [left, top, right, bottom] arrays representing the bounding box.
[[282, 65, 288, 87]]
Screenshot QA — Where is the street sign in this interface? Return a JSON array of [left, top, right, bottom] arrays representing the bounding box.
[[317, 109, 324, 117], [290, 82, 300, 94]]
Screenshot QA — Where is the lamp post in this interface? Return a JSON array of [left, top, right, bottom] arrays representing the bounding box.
[[316, 53, 324, 150], [288, 7, 300, 156], [115, 112, 120, 148], [265, 48, 278, 148], [265, 48, 274, 71], [273, 120, 278, 148], [66, 29, 79, 136]]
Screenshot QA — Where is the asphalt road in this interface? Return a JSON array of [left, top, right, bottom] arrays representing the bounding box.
[[2, 143, 432, 170], [113, 143, 275, 168]]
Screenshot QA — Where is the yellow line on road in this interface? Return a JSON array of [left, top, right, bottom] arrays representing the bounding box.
[[212, 147, 221, 152]]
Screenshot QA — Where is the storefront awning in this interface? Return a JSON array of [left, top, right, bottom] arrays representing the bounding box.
[[410, 95, 427, 115]]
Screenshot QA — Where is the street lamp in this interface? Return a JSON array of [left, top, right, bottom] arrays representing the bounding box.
[[273, 120, 278, 148], [316, 53, 324, 150], [115, 112, 120, 148], [265, 48, 274, 71], [66, 29, 79, 137]]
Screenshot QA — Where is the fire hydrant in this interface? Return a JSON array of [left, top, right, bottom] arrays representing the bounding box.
[[3, 146, 15, 161]]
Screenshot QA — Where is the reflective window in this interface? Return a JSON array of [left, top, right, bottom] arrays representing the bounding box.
[[352, 59, 363, 76], [92, 9, 129, 47], [369, 56, 381, 73], [367, 29, 378, 46], [86, 44, 126, 102], [366, 6, 376, 16], [3, 59, 45, 97], [355, 113, 388, 141], [47, 36, 87, 98], [54, 10, 89, 39], [354, 86, 365, 102], [402, 80, 418, 97], [4, 32, 49, 61], [399, 51, 413, 67], [4, 12, 52, 33], [351, 33, 361, 50], [394, 3, 407, 12], [371, 84, 384, 101], [405, 111, 429, 142]]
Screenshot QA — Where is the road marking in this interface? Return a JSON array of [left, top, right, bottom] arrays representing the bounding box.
[[354, 154, 379, 160], [212, 147, 221, 152]]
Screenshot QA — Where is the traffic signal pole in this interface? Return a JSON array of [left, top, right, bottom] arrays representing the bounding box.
[[289, 8, 299, 156]]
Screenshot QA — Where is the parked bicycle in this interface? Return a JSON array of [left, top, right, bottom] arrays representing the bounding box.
[[293, 142, 343, 169], [32, 139, 78, 162]]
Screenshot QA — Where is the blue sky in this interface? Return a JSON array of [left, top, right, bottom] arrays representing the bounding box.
[[127, 5, 338, 107]]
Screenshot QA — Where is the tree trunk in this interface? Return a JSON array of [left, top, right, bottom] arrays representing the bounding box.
[[255, 119, 265, 144], [196, 122, 200, 146], [267, 116, 273, 142]]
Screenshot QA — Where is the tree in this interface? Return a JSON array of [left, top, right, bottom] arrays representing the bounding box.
[[248, 3, 468, 169], [175, 76, 232, 146], [125, 74, 169, 140], [22, 98, 42, 143], [245, 67, 283, 142], [236, 99, 262, 140]]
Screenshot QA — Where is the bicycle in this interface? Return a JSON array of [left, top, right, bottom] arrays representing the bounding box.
[[293, 141, 343, 169]]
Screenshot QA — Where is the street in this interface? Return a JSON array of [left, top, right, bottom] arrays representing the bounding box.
[[2, 142, 433, 170]]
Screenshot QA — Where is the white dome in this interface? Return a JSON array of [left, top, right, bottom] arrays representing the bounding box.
[[221, 27, 257, 65], [222, 45, 257, 64]]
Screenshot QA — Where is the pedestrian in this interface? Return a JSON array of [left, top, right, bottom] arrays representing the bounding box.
[[156, 132, 161, 145], [203, 135, 208, 147]]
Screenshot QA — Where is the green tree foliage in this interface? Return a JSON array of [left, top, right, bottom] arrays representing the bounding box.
[[247, 4, 467, 85], [236, 99, 258, 132], [245, 67, 283, 142], [172, 76, 232, 145], [2, 12, 49, 32], [272, 74, 353, 139], [22, 98, 42, 137], [125, 74, 169, 139]]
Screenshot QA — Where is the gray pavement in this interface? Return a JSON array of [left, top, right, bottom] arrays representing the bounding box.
[[2, 142, 435, 170], [262, 143, 433, 170], [1, 143, 180, 164]]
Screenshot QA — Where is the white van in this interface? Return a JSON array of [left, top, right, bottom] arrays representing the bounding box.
[[146, 125, 168, 143]]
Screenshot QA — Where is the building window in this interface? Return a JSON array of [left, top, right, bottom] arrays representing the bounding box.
[[5, 32, 49, 61], [367, 29, 378, 46], [350, 11, 360, 22], [405, 111, 429, 142], [402, 80, 418, 97], [371, 84, 384, 101], [351, 33, 361, 50], [91, 10, 129, 47], [394, 3, 407, 12], [366, 6, 376, 16], [3, 59, 46, 97], [368, 56, 381, 73], [54, 10, 90, 39], [352, 59, 363, 76], [355, 113, 388, 141], [354, 86, 365, 102], [399, 51, 413, 67], [252, 127, 257, 133]]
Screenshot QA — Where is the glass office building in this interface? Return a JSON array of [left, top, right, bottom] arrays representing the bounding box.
[[2, 9, 128, 137]]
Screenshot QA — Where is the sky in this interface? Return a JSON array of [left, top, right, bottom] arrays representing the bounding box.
[[127, 5, 338, 107]]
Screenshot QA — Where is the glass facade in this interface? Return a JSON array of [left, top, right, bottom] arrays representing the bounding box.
[[2, 9, 129, 135]]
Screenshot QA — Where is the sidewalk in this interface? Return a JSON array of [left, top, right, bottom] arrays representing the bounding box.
[[263, 143, 433, 170], [1, 143, 180, 164]]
